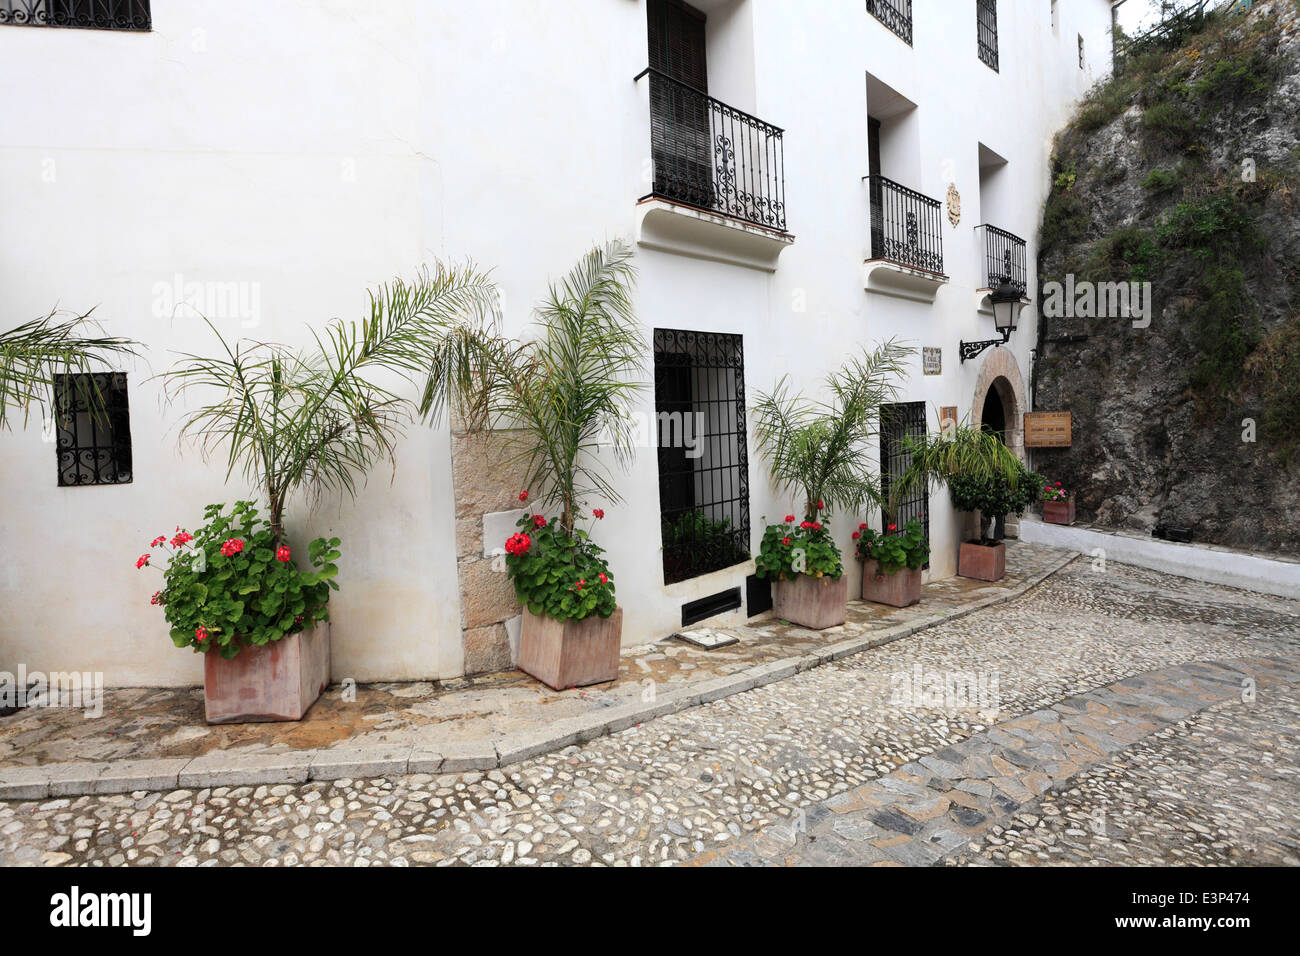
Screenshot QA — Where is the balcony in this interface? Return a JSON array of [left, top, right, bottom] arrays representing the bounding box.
[[866, 0, 912, 45], [975, 223, 1030, 315], [0, 0, 151, 30], [635, 67, 792, 272], [864, 174, 947, 302]]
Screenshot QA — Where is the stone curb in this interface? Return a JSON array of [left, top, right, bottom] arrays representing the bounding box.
[[0, 551, 1078, 801]]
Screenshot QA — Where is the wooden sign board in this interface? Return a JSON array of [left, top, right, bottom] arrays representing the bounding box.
[[1024, 411, 1073, 447]]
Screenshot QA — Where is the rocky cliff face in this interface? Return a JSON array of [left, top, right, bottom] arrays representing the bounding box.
[[1033, 0, 1300, 554]]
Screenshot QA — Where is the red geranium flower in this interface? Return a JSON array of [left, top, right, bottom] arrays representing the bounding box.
[[171, 530, 193, 548], [504, 532, 531, 557], [816, 500, 824, 510], [195, 626, 208, 643], [781, 537, 792, 546], [784, 515, 796, 524], [800, 521, 812, 529], [135, 554, 150, 569], [851, 531, 860, 540], [598, 572, 608, 584], [150, 590, 163, 606], [519, 491, 529, 501], [592, 508, 605, 519], [887, 524, 897, 532], [813, 522, 822, 531], [532, 515, 547, 529], [858, 523, 868, 531], [151, 536, 166, 548], [219, 538, 245, 557], [276, 546, 291, 562]]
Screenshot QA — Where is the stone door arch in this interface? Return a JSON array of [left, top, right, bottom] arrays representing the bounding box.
[[970, 349, 1028, 536]]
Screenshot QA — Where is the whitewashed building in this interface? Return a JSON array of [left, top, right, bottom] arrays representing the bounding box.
[[0, 0, 1115, 687]]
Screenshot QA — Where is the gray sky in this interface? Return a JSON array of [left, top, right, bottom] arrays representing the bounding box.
[[1112, 0, 1209, 36]]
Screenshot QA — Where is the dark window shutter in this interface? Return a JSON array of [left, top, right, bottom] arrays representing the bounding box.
[[647, 0, 707, 92]]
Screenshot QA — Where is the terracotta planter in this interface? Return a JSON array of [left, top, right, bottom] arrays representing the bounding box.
[[1043, 499, 1076, 525], [958, 540, 1006, 582], [860, 561, 922, 608], [518, 607, 623, 690], [203, 623, 330, 724], [773, 573, 847, 630]]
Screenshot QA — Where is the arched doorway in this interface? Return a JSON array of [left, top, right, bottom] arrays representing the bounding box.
[[981, 384, 1007, 444]]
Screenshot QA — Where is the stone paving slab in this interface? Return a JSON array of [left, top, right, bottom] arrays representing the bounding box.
[[0, 543, 1075, 799], [688, 653, 1300, 866]]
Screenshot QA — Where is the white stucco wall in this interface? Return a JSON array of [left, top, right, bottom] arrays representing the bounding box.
[[0, 0, 1114, 686]]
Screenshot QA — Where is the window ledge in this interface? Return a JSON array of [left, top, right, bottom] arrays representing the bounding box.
[[662, 558, 757, 599], [863, 259, 949, 303], [635, 199, 794, 273]]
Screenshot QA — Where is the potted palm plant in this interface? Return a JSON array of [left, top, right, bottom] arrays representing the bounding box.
[[896, 422, 1029, 583], [1042, 480, 1076, 525], [752, 341, 912, 629], [854, 518, 929, 607], [441, 241, 643, 689], [155, 263, 498, 721]]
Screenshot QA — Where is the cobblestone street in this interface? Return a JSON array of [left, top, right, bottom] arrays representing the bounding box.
[[2, 560, 1297, 867]]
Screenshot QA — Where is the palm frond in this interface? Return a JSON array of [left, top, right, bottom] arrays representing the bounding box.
[[0, 308, 140, 429]]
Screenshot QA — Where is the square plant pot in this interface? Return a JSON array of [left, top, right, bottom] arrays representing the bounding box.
[[1043, 499, 1076, 525], [203, 623, 330, 724], [773, 573, 847, 630], [958, 540, 1006, 582], [518, 607, 623, 690], [860, 561, 922, 608]]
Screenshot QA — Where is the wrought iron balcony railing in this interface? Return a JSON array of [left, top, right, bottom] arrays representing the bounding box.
[[977, 0, 999, 71], [1, 0, 151, 30], [637, 67, 787, 233], [866, 0, 912, 45], [977, 223, 1027, 296], [867, 174, 944, 275]]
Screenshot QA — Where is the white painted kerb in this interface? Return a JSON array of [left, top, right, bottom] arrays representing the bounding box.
[[1019, 517, 1300, 600]]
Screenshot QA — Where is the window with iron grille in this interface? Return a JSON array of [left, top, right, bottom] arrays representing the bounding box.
[[879, 401, 928, 566], [1, 1, 151, 30], [54, 372, 132, 486], [977, 0, 999, 71], [866, 0, 912, 45], [654, 329, 751, 585]]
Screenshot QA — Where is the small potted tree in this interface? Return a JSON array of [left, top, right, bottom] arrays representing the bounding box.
[[156, 263, 498, 721], [897, 422, 1030, 583], [854, 518, 929, 607], [752, 341, 912, 629], [1042, 480, 1075, 525], [446, 241, 642, 689]]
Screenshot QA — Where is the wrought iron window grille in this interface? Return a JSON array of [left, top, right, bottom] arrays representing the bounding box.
[[866, 0, 912, 45], [654, 329, 751, 585], [977, 0, 999, 71], [879, 401, 929, 567], [54, 372, 133, 486], [637, 67, 787, 233], [866, 174, 945, 275], [1, 1, 152, 30]]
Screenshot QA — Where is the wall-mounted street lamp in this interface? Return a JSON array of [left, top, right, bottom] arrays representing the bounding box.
[[960, 277, 1021, 362]]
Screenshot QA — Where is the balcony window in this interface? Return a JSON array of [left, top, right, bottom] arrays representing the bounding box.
[[977, 0, 999, 71], [976, 224, 1027, 296], [866, 0, 912, 45], [654, 329, 751, 585], [1, 1, 151, 30], [867, 175, 944, 274]]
